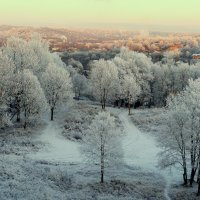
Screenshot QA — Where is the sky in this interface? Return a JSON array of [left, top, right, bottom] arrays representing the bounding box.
[[1, 0, 200, 32]]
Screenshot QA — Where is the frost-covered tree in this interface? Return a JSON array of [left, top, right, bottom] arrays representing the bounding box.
[[81, 111, 122, 183], [0, 52, 15, 104], [2, 35, 53, 122], [19, 70, 48, 129], [67, 58, 84, 74], [72, 73, 88, 99], [0, 35, 72, 128], [114, 48, 153, 105], [182, 79, 200, 186], [90, 59, 118, 109], [0, 52, 15, 127], [27, 33, 52, 73], [3, 36, 38, 72], [150, 64, 171, 106], [176, 63, 191, 91], [41, 65, 72, 121], [3, 34, 53, 75], [160, 78, 200, 188], [122, 75, 141, 115], [159, 93, 189, 185]]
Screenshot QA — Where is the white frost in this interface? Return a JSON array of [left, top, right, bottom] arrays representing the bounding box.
[[119, 110, 160, 169], [29, 121, 81, 163]]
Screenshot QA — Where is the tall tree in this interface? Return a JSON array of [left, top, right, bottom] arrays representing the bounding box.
[[19, 70, 48, 129], [122, 75, 140, 115], [160, 78, 200, 190]]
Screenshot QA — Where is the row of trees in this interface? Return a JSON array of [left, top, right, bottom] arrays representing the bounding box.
[[86, 48, 200, 112], [0, 35, 72, 128], [61, 33, 200, 64]]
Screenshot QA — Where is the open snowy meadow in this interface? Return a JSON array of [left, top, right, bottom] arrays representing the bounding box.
[[0, 100, 198, 200], [0, 101, 167, 200]]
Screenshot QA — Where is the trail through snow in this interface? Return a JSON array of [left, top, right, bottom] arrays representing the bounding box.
[[117, 109, 172, 200], [29, 120, 81, 164], [28, 105, 178, 200]]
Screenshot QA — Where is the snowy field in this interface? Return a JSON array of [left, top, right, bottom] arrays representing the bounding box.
[[0, 101, 198, 200]]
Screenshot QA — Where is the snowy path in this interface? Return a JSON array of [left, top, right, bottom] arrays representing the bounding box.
[[119, 111, 161, 169], [116, 109, 172, 200], [29, 120, 81, 164], [28, 104, 176, 199]]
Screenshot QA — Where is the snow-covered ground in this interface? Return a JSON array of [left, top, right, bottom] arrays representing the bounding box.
[[108, 108, 173, 200], [119, 110, 160, 169], [129, 108, 200, 200], [0, 102, 197, 199], [29, 120, 82, 163]]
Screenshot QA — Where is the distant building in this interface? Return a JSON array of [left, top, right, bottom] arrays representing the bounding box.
[[192, 54, 200, 60]]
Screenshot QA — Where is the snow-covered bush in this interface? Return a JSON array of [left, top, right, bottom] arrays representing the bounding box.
[[0, 108, 12, 128]]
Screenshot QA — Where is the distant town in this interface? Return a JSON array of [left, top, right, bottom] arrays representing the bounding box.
[[1, 25, 200, 55]]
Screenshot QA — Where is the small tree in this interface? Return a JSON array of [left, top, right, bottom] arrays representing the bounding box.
[[122, 75, 141, 115], [41, 65, 72, 121], [72, 73, 88, 99], [82, 111, 123, 183]]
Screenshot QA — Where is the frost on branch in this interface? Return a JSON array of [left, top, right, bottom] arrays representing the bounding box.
[[81, 111, 123, 183]]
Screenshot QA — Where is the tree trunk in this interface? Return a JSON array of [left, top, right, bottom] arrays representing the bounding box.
[[17, 110, 20, 122], [128, 92, 131, 115], [197, 182, 200, 196], [78, 90, 81, 99], [190, 125, 197, 187], [16, 95, 21, 122], [197, 146, 200, 195], [102, 88, 106, 110], [100, 137, 104, 183], [103, 100, 106, 110], [24, 120, 27, 129], [24, 109, 27, 129], [101, 166, 104, 183], [197, 167, 200, 195], [51, 107, 54, 121], [16, 102, 20, 122], [190, 168, 197, 186], [183, 167, 188, 185], [118, 99, 121, 108]]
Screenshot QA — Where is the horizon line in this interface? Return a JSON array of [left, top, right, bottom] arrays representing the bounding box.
[[1, 23, 200, 34]]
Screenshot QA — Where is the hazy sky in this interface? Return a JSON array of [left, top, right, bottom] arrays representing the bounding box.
[[1, 0, 200, 32]]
